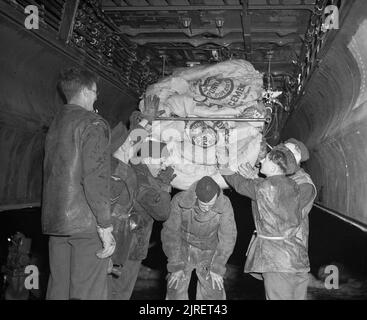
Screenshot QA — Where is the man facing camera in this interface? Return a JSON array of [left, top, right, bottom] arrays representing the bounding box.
[[161, 176, 237, 300]]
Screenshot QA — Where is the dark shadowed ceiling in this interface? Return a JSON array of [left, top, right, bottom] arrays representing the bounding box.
[[101, 0, 315, 83]]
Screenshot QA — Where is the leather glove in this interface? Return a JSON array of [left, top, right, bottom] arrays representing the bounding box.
[[96, 225, 116, 259], [157, 166, 176, 185]]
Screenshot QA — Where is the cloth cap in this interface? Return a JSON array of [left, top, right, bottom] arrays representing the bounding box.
[[271, 145, 299, 175], [285, 138, 309, 162], [195, 176, 220, 203]]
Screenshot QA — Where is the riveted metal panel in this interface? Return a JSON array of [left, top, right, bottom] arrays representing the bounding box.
[[282, 0, 367, 225]]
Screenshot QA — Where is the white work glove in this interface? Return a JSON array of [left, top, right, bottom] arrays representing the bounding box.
[[208, 271, 224, 290], [96, 225, 116, 259], [167, 270, 186, 289]]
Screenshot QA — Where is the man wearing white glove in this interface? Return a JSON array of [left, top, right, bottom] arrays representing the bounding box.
[[42, 68, 114, 300], [96, 226, 116, 259]]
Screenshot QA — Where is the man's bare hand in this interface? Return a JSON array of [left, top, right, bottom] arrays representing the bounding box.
[[237, 162, 259, 179], [142, 95, 165, 121], [168, 270, 185, 289], [157, 166, 176, 185], [210, 271, 224, 290]]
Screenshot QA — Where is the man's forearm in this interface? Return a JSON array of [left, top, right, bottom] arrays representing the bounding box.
[[224, 174, 257, 200], [85, 171, 112, 228]]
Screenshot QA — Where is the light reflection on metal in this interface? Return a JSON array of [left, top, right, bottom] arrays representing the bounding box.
[[102, 5, 315, 12], [181, 17, 191, 28], [314, 203, 367, 233], [215, 17, 224, 28], [154, 117, 268, 122]]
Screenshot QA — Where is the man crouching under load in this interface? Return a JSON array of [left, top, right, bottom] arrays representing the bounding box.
[[161, 176, 237, 300]]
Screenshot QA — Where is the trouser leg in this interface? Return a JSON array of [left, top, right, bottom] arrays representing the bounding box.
[[46, 236, 71, 300], [108, 260, 141, 300], [165, 269, 192, 300], [196, 266, 226, 300], [293, 272, 309, 300], [263, 272, 309, 300], [69, 233, 109, 300]]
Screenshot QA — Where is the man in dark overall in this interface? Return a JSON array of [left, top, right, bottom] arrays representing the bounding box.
[[224, 139, 316, 300], [107, 113, 174, 300], [245, 138, 317, 298], [162, 176, 237, 300], [42, 68, 115, 300]]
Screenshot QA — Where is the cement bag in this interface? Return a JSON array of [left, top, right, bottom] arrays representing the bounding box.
[[152, 102, 266, 145], [172, 59, 262, 82], [139, 59, 263, 117], [153, 119, 224, 166], [215, 122, 262, 172], [151, 120, 186, 142], [163, 94, 247, 117], [153, 120, 262, 190], [113, 127, 150, 164], [167, 162, 229, 190], [165, 138, 217, 166], [138, 76, 189, 113], [188, 76, 263, 109], [140, 141, 224, 189]]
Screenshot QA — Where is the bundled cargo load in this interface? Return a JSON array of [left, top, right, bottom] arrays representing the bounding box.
[[116, 59, 266, 190], [140, 59, 264, 119]]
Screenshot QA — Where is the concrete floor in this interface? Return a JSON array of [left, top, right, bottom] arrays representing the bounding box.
[[1, 193, 367, 300], [129, 263, 367, 300]]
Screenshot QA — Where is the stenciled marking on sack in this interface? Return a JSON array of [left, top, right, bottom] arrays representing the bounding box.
[[198, 77, 234, 100], [227, 83, 250, 107], [212, 121, 226, 130], [189, 121, 217, 148]]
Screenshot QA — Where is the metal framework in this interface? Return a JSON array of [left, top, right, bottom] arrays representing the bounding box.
[[240, 0, 252, 60], [155, 117, 269, 122], [59, 0, 80, 44], [102, 5, 315, 12]]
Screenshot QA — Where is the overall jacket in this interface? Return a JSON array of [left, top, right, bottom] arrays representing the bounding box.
[[161, 183, 237, 276], [110, 160, 171, 263], [225, 174, 310, 275], [290, 169, 317, 253], [42, 104, 111, 235]]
